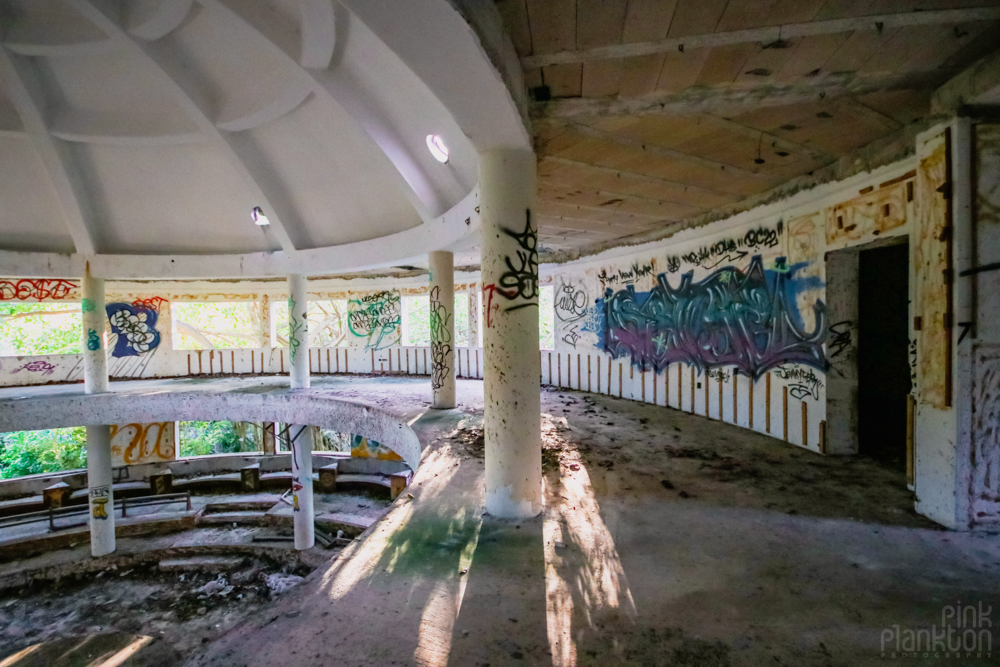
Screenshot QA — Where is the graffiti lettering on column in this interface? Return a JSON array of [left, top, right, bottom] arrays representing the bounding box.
[[774, 365, 824, 400], [348, 291, 401, 350], [292, 478, 303, 511], [81, 298, 95, 313], [598, 261, 655, 289], [430, 342, 453, 390], [90, 485, 110, 520], [599, 255, 827, 379], [429, 286, 452, 344], [491, 211, 539, 313], [555, 280, 589, 322], [106, 303, 161, 357], [87, 329, 101, 351], [110, 422, 175, 466], [909, 338, 918, 384], [288, 297, 304, 362], [12, 360, 56, 376], [666, 223, 783, 272], [0, 278, 77, 301]]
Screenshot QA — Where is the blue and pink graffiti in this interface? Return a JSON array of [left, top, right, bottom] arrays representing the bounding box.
[[598, 256, 827, 380]]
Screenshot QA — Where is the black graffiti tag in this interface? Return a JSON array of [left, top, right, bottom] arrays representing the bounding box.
[[555, 281, 588, 322], [827, 321, 852, 358], [495, 210, 538, 311]]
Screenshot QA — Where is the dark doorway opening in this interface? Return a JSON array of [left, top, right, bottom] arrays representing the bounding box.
[[857, 242, 911, 469]]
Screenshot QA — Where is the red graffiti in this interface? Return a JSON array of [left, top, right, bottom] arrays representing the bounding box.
[[0, 279, 77, 301], [132, 296, 168, 314], [482, 284, 508, 329]]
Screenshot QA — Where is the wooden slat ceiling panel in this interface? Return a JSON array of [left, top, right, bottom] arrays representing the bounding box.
[[500, 0, 1000, 253], [538, 157, 741, 209]]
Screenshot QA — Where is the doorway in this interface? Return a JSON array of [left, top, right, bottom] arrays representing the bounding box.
[[857, 242, 911, 469]]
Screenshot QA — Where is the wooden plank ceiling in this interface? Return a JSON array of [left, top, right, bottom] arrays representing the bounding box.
[[496, 0, 1000, 252]]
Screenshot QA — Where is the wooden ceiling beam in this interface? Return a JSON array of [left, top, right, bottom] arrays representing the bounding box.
[[531, 70, 948, 119], [522, 8, 1000, 68]]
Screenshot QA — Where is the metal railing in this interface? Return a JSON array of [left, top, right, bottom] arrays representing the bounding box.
[[0, 492, 192, 532]]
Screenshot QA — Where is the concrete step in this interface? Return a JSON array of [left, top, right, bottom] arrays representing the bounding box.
[[158, 555, 246, 572]]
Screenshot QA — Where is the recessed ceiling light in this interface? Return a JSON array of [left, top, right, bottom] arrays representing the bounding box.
[[426, 134, 449, 163], [252, 206, 270, 226]]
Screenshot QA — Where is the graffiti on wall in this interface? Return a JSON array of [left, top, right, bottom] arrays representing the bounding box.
[[599, 255, 827, 380], [12, 360, 56, 376], [87, 329, 101, 351], [0, 278, 77, 301], [666, 224, 782, 272], [597, 261, 655, 289], [348, 291, 401, 350], [774, 365, 825, 400], [483, 211, 539, 327], [106, 303, 161, 357], [554, 281, 589, 322], [110, 422, 175, 466], [350, 434, 402, 461]]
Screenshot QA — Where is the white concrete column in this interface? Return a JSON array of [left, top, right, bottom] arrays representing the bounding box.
[[287, 274, 314, 549], [480, 149, 542, 519], [291, 424, 315, 550], [288, 274, 310, 390], [82, 270, 114, 555], [82, 272, 108, 394], [429, 250, 456, 409], [86, 425, 114, 556]]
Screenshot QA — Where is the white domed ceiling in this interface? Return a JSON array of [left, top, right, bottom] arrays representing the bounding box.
[[0, 0, 529, 277]]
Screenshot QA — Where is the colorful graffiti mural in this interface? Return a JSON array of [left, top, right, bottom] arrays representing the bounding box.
[[599, 255, 827, 380], [106, 303, 161, 357], [350, 434, 402, 461], [110, 422, 176, 466]]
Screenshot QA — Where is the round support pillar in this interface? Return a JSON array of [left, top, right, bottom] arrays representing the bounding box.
[[288, 274, 310, 390], [480, 149, 542, 519], [429, 250, 456, 409], [287, 273, 314, 550], [82, 270, 114, 556], [86, 425, 115, 556], [82, 271, 108, 394]]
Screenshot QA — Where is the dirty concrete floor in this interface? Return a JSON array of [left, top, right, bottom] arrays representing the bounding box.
[[0, 541, 316, 658], [4, 376, 999, 666], [177, 377, 1000, 667]]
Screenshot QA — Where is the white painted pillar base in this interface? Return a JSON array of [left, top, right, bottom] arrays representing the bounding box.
[[82, 271, 114, 556], [481, 149, 542, 519], [429, 250, 456, 409], [287, 273, 314, 549]]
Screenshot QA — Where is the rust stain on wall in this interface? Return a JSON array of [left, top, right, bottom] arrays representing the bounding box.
[[914, 132, 951, 409]]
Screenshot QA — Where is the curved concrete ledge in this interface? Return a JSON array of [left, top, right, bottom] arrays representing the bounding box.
[[0, 379, 422, 471]]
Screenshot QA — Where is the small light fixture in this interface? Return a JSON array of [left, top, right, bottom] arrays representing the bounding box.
[[252, 206, 270, 226], [426, 134, 449, 163]]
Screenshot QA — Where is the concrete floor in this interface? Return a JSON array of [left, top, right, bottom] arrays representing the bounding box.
[[4, 376, 1000, 666]]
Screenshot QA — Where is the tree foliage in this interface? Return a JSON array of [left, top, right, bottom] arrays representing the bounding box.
[[0, 427, 87, 478], [0, 303, 82, 355], [172, 302, 260, 350]]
